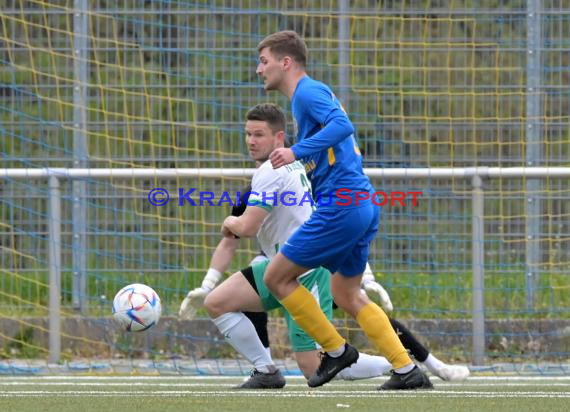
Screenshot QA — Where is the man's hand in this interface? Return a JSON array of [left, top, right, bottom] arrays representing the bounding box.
[[362, 280, 393, 312], [179, 268, 223, 320], [179, 287, 210, 320], [269, 148, 296, 169], [361, 263, 393, 312]]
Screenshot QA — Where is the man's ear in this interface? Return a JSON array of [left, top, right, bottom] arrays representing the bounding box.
[[281, 56, 293, 70], [275, 130, 286, 146]]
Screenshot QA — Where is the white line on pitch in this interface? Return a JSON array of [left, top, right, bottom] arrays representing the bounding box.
[[0, 390, 569, 398]]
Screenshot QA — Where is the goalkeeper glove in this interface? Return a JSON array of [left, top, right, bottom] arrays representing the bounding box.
[[179, 268, 223, 320], [361, 263, 394, 312]]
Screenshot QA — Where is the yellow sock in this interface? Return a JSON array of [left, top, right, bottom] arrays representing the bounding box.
[[280, 285, 345, 352], [356, 302, 412, 369]]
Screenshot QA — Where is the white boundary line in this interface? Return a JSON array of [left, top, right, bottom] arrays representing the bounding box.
[[0, 377, 569, 399]]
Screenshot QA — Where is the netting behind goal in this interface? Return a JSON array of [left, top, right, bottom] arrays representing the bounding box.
[[1, 1, 569, 374]]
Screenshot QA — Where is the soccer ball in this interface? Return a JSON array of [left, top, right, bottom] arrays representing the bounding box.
[[112, 283, 162, 332]]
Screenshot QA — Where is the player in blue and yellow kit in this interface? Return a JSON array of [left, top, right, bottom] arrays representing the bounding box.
[[255, 30, 431, 389]]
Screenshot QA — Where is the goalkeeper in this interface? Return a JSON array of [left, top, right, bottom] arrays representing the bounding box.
[[179, 103, 469, 388]]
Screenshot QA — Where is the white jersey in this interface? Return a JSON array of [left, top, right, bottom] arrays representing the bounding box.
[[248, 160, 314, 259]]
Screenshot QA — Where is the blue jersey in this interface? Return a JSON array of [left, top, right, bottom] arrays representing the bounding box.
[[290, 76, 373, 206]]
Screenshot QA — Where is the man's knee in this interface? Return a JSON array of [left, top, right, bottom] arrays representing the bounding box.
[[204, 292, 225, 317]]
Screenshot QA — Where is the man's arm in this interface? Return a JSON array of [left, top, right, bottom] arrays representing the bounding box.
[[222, 206, 270, 238], [269, 88, 355, 168], [179, 236, 240, 320], [179, 183, 247, 321], [291, 116, 354, 159], [208, 236, 240, 274], [269, 115, 354, 169]]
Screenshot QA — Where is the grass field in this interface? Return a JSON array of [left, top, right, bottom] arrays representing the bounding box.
[[0, 375, 568, 412]]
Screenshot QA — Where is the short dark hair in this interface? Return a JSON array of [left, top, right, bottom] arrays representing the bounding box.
[[257, 30, 307, 68], [245, 103, 286, 134]]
